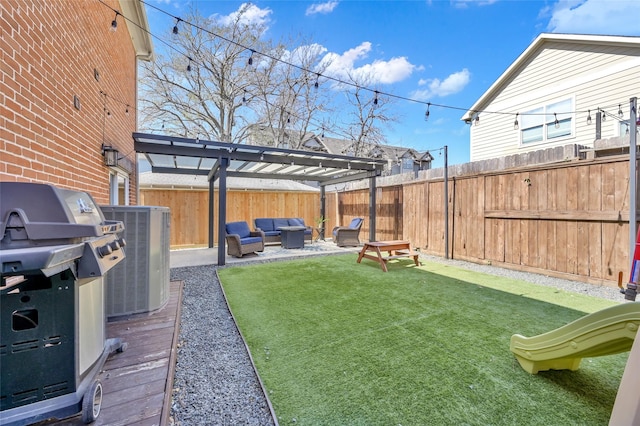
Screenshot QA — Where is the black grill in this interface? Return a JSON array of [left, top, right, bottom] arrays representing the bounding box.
[[0, 182, 126, 426]]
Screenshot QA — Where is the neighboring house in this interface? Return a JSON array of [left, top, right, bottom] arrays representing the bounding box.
[[462, 33, 640, 162], [1, 0, 153, 205], [247, 127, 434, 176]]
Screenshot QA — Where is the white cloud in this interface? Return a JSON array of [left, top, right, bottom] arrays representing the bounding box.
[[451, 0, 498, 9], [412, 69, 471, 100], [306, 1, 339, 16], [211, 3, 272, 28], [321, 42, 417, 85], [544, 0, 640, 35]]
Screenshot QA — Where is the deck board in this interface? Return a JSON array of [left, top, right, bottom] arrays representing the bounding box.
[[48, 281, 183, 426]]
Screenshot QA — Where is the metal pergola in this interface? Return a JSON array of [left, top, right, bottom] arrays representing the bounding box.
[[133, 132, 387, 265]]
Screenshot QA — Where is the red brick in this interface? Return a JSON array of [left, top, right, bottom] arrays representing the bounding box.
[[1, 0, 139, 202]]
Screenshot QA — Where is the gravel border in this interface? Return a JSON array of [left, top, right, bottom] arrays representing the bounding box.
[[168, 254, 627, 425], [169, 265, 276, 426]]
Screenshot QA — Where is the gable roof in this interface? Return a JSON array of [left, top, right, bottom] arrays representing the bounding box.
[[461, 33, 640, 122]]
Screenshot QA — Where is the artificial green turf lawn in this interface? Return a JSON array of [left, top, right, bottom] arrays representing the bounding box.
[[218, 254, 628, 425]]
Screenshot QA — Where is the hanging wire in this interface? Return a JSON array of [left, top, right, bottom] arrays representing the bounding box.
[[96, 0, 634, 139]]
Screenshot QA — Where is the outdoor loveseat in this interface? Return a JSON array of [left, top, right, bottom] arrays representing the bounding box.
[[254, 218, 313, 244], [332, 217, 364, 247], [225, 221, 265, 257]]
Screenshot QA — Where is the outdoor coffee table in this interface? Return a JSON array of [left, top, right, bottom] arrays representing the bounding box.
[[357, 240, 422, 272], [279, 226, 307, 249]]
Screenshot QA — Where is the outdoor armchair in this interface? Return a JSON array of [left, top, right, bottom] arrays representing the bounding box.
[[225, 221, 265, 257], [332, 217, 364, 247]]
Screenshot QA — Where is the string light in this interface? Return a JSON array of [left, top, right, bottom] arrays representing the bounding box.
[[173, 18, 181, 35], [618, 104, 623, 117], [110, 11, 119, 32], [99, 91, 135, 117], [513, 113, 519, 130], [425, 103, 430, 121], [98, 0, 634, 141], [554, 113, 559, 129]]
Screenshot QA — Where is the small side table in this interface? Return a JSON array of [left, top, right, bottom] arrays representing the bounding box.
[[313, 227, 325, 243]]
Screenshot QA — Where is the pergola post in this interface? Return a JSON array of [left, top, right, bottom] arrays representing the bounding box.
[[320, 186, 326, 240], [217, 157, 229, 266], [208, 179, 214, 248], [369, 175, 377, 242]]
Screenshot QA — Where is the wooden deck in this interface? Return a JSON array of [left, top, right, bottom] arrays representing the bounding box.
[[50, 281, 183, 426]]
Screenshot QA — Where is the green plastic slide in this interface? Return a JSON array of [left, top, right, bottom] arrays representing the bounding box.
[[510, 302, 640, 374]]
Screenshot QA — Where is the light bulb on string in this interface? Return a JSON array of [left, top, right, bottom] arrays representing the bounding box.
[[618, 104, 623, 117], [173, 18, 181, 35], [513, 113, 519, 130], [187, 57, 192, 72], [587, 110, 592, 125], [110, 11, 119, 32], [314, 73, 320, 89], [248, 50, 254, 66], [554, 113, 559, 129], [373, 91, 379, 106], [425, 103, 430, 121], [601, 108, 606, 122]]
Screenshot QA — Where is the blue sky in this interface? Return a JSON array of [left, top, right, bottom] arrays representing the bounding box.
[[144, 0, 640, 167]]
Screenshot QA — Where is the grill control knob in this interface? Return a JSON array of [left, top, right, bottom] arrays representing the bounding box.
[[118, 238, 127, 248], [109, 240, 121, 251], [97, 244, 113, 258]]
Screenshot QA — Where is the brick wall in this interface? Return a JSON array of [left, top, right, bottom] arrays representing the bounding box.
[[1, 0, 139, 204]]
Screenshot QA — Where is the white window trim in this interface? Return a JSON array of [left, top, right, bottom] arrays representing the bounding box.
[[519, 95, 576, 148], [109, 169, 130, 206]]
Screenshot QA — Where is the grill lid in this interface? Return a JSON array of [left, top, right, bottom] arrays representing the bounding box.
[[0, 183, 126, 279], [0, 182, 123, 249]]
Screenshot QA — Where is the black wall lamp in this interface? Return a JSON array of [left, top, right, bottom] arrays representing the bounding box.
[[101, 144, 119, 167]]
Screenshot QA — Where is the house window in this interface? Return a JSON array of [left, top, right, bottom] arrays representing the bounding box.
[[402, 158, 413, 171], [521, 98, 573, 144], [619, 120, 639, 136]]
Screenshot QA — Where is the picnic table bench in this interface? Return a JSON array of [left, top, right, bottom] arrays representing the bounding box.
[[357, 240, 422, 272]]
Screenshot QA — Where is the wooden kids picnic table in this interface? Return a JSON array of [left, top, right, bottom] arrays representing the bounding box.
[[356, 240, 422, 272]]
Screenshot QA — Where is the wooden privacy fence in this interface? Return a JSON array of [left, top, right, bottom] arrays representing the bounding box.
[[140, 189, 320, 248], [328, 155, 633, 286], [141, 155, 633, 286]]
